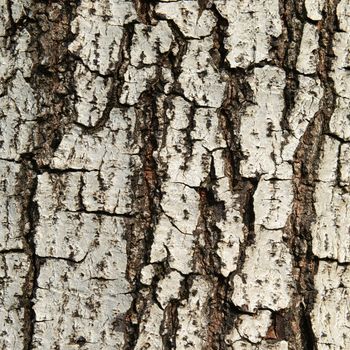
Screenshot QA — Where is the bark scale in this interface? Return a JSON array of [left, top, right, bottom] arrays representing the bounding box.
[[0, 0, 349, 349]]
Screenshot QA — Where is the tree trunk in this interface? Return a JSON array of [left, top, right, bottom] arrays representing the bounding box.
[[0, 0, 349, 349]]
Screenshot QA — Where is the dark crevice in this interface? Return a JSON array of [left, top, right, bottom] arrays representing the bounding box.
[[0, 248, 25, 254], [286, 0, 340, 349], [21, 162, 39, 350], [325, 131, 350, 143], [25, 1, 79, 168], [63, 209, 135, 218], [241, 178, 259, 246], [210, 4, 229, 70], [29, 165, 94, 174], [161, 301, 178, 350], [161, 19, 188, 83], [133, 0, 158, 25], [300, 303, 317, 350], [38, 251, 88, 265], [18, 2, 80, 349], [279, 0, 304, 133], [315, 256, 350, 266], [194, 156, 225, 276], [123, 85, 163, 350]]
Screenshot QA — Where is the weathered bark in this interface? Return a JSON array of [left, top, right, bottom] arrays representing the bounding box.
[[1, 0, 349, 349]]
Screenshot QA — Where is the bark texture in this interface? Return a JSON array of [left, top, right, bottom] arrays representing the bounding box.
[[0, 0, 349, 349]]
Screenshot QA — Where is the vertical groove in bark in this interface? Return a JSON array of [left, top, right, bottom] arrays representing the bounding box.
[[286, 0, 339, 348], [21, 160, 38, 350], [18, 2, 78, 348], [275, 0, 312, 348], [29, 1, 78, 166], [122, 5, 166, 345], [279, 0, 303, 130], [206, 6, 261, 346], [194, 154, 228, 348], [124, 90, 163, 349]]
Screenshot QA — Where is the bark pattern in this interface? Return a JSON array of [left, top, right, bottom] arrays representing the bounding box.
[[0, 0, 349, 349]]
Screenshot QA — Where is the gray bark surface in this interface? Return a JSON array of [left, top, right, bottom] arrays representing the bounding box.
[[0, 0, 349, 349]]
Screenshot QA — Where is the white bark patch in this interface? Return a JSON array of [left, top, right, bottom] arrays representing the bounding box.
[[157, 98, 223, 186], [0, 161, 24, 250], [130, 21, 173, 66], [215, 177, 244, 277], [33, 258, 131, 350], [134, 304, 163, 350], [305, 0, 325, 20], [331, 32, 350, 99], [225, 339, 289, 350], [236, 310, 272, 343], [161, 183, 200, 234], [0, 4, 33, 347], [329, 2, 350, 141], [329, 98, 350, 141], [176, 277, 211, 349], [311, 261, 350, 349], [120, 65, 157, 105], [216, 0, 282, 68], [155, 1, 217, 38], [120, 22, 173, 105], [315, 136, 339, 183], [74, 64, 112, 127], [281, 76, 323, 163], [312, 182, 350, 263], [339, 143, 350, 188], [337, 0, 350, 32], [0, 253, 30, 349], [69, 0, 136, 75], [331, 32, 350, 100], [36, 203, 132, 295], [231, 226, 294, 312], [179, 37, 226, 107], [254, 177, 294, 230], [35, 172, 81, 214], [330, 3, 350, 138], [10, 0, 31, 23], [311, 136, 350, 263], [0, 3, 9, 37], [140, 264, 155, 286], [0, 29, 32, 91], [240, 67, 285, 177], [32, 83, 133, 348], [151, 213, 195, 274], [51, 109, 138, 214], [0, 71, 36, 160], [151, 96, 228, 276], [156, 270, 183, 308], [35, 173, 129, 274], [296, 23, 319, 74], [190, 108, 226, 151], [135, 267, 187, 347], [225, 310, 272, 344]]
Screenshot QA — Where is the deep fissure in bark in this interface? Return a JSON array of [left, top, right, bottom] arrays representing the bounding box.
[[20, 160, 39, 350], [124, 88, 164, 349], [18, 2, 79, 348], [286, 0, 339, 349]]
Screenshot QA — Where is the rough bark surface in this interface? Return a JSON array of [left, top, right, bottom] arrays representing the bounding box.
[[0, 0, 349, 349]]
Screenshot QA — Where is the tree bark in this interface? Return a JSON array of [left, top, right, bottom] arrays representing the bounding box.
[[0, 0, 349, 349]]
